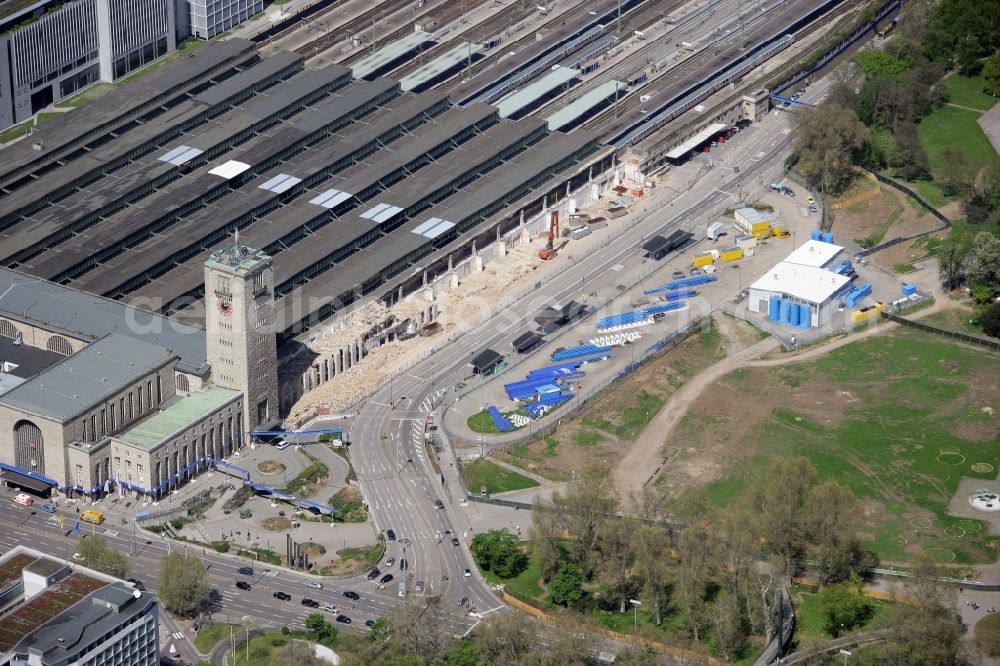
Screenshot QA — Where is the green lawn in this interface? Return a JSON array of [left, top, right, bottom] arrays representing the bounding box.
[[460, 459, 539, 495], [482, 546, 545, 600], [337, 544, 382, 567], [791, 585, 890, 644], [468, 409, 501, 434], [679, 328, 1000, 564], [193, 622, 241, 652], [943, 74, 998, 112], [0, 119, 33, 144]]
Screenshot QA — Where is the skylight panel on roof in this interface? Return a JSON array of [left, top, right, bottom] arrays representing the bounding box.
[[158, 145, 204, 166], [259, 174, 302, 194], [308, 189, 353, 208], [208, 160, 252, 179]]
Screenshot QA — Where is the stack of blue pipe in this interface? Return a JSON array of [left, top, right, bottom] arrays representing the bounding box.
[[644, 275, 717, 295], [551, 344, 612, 362], [524, 393, 573, 418], [846, 283, 872, 307], [662, 289, 697, 301], [596, 301, 686, 330]]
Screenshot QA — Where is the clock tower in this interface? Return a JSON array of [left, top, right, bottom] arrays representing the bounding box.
[[204, 238, 280, 436]]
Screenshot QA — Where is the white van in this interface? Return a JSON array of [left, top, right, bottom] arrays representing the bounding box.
[[275, 439, 289, 450]]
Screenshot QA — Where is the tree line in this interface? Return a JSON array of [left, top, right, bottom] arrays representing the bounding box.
[[792, 0, 1000, 226]]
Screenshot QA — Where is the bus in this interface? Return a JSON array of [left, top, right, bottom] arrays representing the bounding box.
[[80, 509, 105, 525]]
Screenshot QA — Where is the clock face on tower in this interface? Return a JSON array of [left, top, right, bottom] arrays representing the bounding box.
[[218, 299, 233, 316]]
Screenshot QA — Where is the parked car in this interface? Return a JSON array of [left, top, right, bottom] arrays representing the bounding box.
[[690, 268, 703, 276], [809, 204, 818, 213], [336, 615, 352, 624], [236, 581, 251, 591], [237, 567, 254, 576], [379, 574, 394, 584], [672, 271, 685, 280], [40, 504, 56, 513], [386, 529, 396, 541], [343, 591, 360, 600], [301, 598, 319, 608], [274, 439, 289, 450], [305, 582, 323, 589], [273, 592, 291, 601]]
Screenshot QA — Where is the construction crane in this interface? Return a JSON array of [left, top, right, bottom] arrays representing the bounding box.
[[538, 210, 560, 260]]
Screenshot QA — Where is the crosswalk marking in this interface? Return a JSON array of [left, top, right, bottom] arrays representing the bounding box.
[[172, 632, 184, 640], [611, 263, 625, 272]]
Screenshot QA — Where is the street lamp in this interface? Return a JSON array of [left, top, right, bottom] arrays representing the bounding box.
[[629, 599, 642, 662], [839, 649, 852, 666]]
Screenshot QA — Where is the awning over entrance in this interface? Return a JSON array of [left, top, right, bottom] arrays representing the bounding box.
[[1, 469, 53, 494]]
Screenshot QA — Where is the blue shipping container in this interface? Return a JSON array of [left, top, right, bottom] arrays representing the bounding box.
[[902, 283, 917, 296]]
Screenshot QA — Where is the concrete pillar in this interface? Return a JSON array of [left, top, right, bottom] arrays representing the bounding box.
[[398, 285, 404, 301], [471, 240, 477, 255], [425, 268, 430, 285], [449, 272, 459, 289], [473, 254, 484, 272]]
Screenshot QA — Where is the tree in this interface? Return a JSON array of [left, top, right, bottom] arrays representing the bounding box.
[[967, 231, 1000, 301], [548, 561, 584, 607], [817, 579, 872, 636], [385, 597, 453, 665], [157, 551, 209, 615], [981, 302, 1000, 338], [552, 464, 618, 572], [444, 638, 479, 666], [637, 526, 673, 626], [470, 529, 527, 578], [598, 515, 640, 613], [801, 480, 862, 584], [304, 612, 337, 647], [271, 640, 327, 666], [746, 458, 819, 574], [984, 51, 1000, 97], [77, 536, 131, 579], [938, 230, 973, 288], [794, 104, 869, 197], [475, 612, 537, 666], [530, 497, 564, 582]]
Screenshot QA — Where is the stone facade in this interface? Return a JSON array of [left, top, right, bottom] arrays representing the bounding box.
[[203, 244, 279, 434]]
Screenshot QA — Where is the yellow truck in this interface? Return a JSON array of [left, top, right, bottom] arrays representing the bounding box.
[[80, 509, 105, 525]]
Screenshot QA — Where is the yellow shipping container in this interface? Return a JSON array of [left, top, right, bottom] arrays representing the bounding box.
[[692, 253, 715, 267], [851, 302, 885, 325], [736, 219, 771, 235], [771, 226, 790, 238], [720, 248, 743, 261]]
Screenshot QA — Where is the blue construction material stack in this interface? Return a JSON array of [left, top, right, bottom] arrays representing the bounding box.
[[527, 364, 583, 380], [902, 283, 917, 296], [643, 275, 717, 295], [821, 232, 834, 243], [505, 363, 588, 402], [524, 393, 573, 418], [596, 302, 687, 330], [846, 283, 872, 307], [662, 289, 697, 301], [551, 344, 612, 362], [487, 405, 515, 432], [810, 229, 822, 241], [832, 260, 853, 275]]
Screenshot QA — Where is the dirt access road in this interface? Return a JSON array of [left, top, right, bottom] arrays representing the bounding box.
[[612, 301, 952, 502]]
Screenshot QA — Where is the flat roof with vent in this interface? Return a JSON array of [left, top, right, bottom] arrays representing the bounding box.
[[0, 333, 176, 423], [116, 385, 240, 451]]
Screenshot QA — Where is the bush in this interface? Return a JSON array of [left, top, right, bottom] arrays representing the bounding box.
[[211, 541, 230, 553], [269, 636, 287, 647], [980, 302, 1000, 338]]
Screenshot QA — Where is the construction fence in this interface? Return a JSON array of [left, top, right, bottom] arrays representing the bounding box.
[[881, 312, 1000, 351]]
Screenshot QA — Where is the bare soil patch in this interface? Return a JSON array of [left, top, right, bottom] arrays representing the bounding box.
[[256, 460, 285, 474], [261, 516, 291, 531], [499, 322, 729, 480]]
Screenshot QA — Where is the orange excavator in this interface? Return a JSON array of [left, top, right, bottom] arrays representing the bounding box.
[[538, 210, 560, 260]]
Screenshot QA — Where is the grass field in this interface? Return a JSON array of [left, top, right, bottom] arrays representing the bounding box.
[[905, 74, 999, 208], [943, 74, 998, 112], [328, 485, 367, 522], [667, 327, 1000, 564], [482, 546, 546, 600], [460, 459, 539, 495], [790, 584, 890, 646], [193, 622, 240, 652]]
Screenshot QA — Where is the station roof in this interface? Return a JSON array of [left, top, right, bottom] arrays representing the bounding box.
[[0, 268, 207, 373], [0, 334, 176, 423], [748, 261, 850, 305], [116, 386, 241, 450], [400, 42, 481, 92], [495, 66, 578, 118], [546, 80, 624, 131], [351, 31, 435, 79], [782, 239, 843, 268], [665, 123, 728, 160]]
